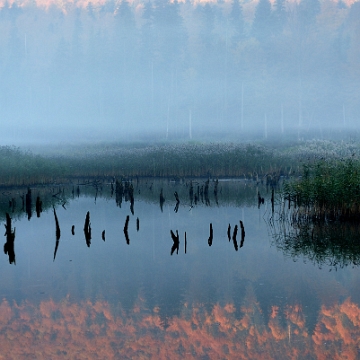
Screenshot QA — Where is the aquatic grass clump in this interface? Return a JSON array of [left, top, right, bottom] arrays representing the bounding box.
[[284, 157, 360, 222]]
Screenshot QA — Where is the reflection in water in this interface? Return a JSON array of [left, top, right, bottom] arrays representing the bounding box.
[[271, 221, 360, 269], [174, 191, 180, 213], [8, 197, 16, 213], [0, 295, 359, 359], [115, 179, 123, 207], [0, 180, 359, 358], [53, 208, 61, 261], [3, 213, 15, 265], [204, 179, 210, 206], [232, 225, 238, 251], [189, 181, 194, 205], [84, 211, 91, 247], [36, 196, 42, 218], [25, 187, 32, 220], [116, 180, 135, 214], [258, 191, 264, 209], [159, 188, 165, 212], [214, 179, 219, 205]]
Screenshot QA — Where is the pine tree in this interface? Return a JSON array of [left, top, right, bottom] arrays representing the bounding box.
[[230, 0, 244, 45], [252, 0, 273, 42]]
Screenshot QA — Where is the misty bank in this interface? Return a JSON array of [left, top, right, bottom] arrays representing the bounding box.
[[0, 140, 359, 187]]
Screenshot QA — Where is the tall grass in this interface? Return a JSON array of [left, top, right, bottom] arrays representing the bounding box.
[[0, 146, 67, 186], [1, 140, 359, 187], [283, 157, 360, 222]]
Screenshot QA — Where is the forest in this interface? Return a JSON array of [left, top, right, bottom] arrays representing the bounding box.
[[0, 0, 359, 141]]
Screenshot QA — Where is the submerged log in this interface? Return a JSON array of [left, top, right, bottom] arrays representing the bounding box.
[[232, 225, 238, 251], [170, 230, 179, 255], [185, 232, 187, 254], [208, 223, 213, 246], [240, 221, 245, 248], [4, 213, 15, 265], [124, 215, 130, 245], [84, 211, 91, 247], [53, 208, 61, 261]]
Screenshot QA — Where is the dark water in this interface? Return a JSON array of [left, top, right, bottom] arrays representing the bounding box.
[[0, 180, 359, 359]]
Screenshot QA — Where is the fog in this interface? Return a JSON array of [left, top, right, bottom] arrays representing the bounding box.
[[0, 0, 359, 145]]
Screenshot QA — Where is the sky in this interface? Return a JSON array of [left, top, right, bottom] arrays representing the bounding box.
[[0, 0, 359, 145]]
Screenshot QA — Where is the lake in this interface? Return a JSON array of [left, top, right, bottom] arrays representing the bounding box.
[[0, 178, 359, 359]]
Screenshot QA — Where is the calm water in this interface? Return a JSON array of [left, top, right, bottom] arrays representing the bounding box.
[[0, 179, 359, 359]]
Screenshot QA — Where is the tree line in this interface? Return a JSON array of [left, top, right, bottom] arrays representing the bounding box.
[[0, 0, 359, 140]]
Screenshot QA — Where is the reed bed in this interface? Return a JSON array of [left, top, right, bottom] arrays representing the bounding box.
[[283, 157, 360, 222], [1, 140, 359, 187], [53, 142, 288, 179], [0, 146, 67, 186]]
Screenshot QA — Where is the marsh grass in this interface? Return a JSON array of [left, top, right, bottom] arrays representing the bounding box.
[[0, 143, 289, 186], [54, 143, 288, 179], [1, 140, 360, 187], [0, 146, 67, 186], [283, 157, 360, 222]]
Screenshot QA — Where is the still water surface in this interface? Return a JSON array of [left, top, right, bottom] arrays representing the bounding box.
[[0, 179, 359, 359]]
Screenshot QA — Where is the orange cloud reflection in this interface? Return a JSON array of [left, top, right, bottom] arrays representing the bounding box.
[[0, 296, 359, 359]]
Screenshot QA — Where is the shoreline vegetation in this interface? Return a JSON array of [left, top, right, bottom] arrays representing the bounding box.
[[283, 157, 360, 222], [1, 139, 360, 225], [1, 139, 359, 187]]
